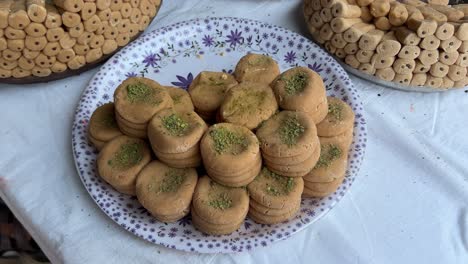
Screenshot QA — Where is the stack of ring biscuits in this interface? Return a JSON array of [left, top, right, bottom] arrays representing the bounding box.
[[303, 0, 468, 89], [0, 0, 162, 80], [90, 53, 356, 235]]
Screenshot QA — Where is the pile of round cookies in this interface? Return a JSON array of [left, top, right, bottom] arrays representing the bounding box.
[[88, 53, 356, 235], [303, 0, 468, 89], [0, 0, 161, 80]]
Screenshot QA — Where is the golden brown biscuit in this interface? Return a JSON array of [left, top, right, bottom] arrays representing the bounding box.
[[248, 199, 300, 224], [136, 161, 198, 222], [97, 135, 151, 195], [188, 71, 238, 119], [256, 111, 318, 158], [316, 97, 355, 137], [219, 82, 278, 130], [271, 66, 326, 114], [164, 86, 195, 113], [247, 167, 304, 210], [88, 103, 123, 149], [234, 53, 280, 84], [114, 77, 172, 125], [302, 176, 345, 198], [191, 206, 243, 235]]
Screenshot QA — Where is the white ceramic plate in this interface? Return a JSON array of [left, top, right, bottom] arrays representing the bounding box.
[[72, 17, 367, 253]]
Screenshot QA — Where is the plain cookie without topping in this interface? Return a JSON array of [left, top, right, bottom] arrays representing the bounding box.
[[234, 53, 280, 84]]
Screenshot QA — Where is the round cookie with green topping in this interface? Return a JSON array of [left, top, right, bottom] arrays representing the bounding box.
[[247, 167, 304, 210], [256, 111, 318, 158], [188, 71, 238, 120], [248, 198, 300, 224], [234, 53, 280, 84], [97, 135, 151, 195], [165, 86, 194, 113], [316, 96, 355, 137], [191, 176, 249, 235], [271, 67, 326, 114], [148, 109, 207, 153], [302, 176, 345, 198], [88, 103, 123, 150], [304, 136, 349, 183], [200, 123, 260, 175], [114, 77, 172, 125], [135, 161, 198, 223], [219, 82, 278, 130]]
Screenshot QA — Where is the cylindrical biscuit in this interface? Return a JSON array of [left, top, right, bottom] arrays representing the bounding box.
[[77, 32, 93, 45], [117, 18, 130, 33], [12, 67, 31, 78], [369, 0, 390, 18], [459, 41, 468, 53], [310, 12, 324, 29], [429, 5, 464, 23], [138, 15, 150, 31], [44, 4, 62, 29], [320, 8, 333, 23], [46, 27, 64, 42], [393, 58, 416, 74], [398, 45, 420, 59], [435, 23, 454, 41], [51, 60, 67, 72], [440, 77, 454, 89], [110, 0, 123, 12], [85, 47, 102, 63], [440, 36, 462, 53], [61, 11, 81, 28], [6, 39, 25, 52], [358, 63, 375, 75], [376, 17, 392, 30], [96, 0, 111, 11], [43, 41, 61, 56], [311, 0, 322, 11], [418, 49, 439, 65], [57, 48, 75, 63], [0, 1, 12, 30], [455, 53, 468, 67], [344, 42, 358, 54], [395, 27, 421, 46], [372, 54, 395, 69], [330, 18, 363, 33], [331, 33, 347, 49], [26, 0, 46, 23], [101, 38, 117, 54], [356, 49, 374, 63], [31, 65, 51, 77], [72, 43, 89, 55], [388, 2, 408, 26], [116, 32, 130, 46], [324, 41, 337, 54], [425, 75, 443, 88], [447, 64, 467, 81], [375, 67, 396, 81], [24, 22, 46, 37], [406, 18, 437, 38], [343, 22, 374, 43], [128, 23, 139, 38], [69, 23, 84, 38], [0, 57, 18, 70], [345, 54, 360, 68], [418, 6, 447, 23], [22, 48, 39, 59], [455, 23, 468, 41], [8, 0, 31, 30], [121, 2, 132, 18], [335, 48, 346, 58], [67, 55, 85, 69], [356, 0, 372, 7], [331, 2, 361, 18], [53, 0, 84, 13], [410, 73, 427, 86], [413, 60, 431, 73], [97, 8, 111, 22], [59, 33, 76, 49], [18, 56, 35, 70], [24, 35, 47, 51], [319, 24, 334, 41], [0, 37, 6, 51], [393, 73, 412, 86], [0, 68, 12, 78], [419, 35, 440, 50], [81, 2, 96, 21], [34, 53, 55, 68], [84, 14, 101, 32], [4, 27, 26, 40], [358, 29, 385, 51], [439, 51, 458, 66], [2, 49, 21, 61], [376, 39, 401, 56], [109, 11, 122, 27]]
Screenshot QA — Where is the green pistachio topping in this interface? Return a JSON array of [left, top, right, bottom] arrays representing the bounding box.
[[107, 142, 143, 169], [278, 115, 305, 147], [209, 127, 248, 155], [262, 167, 295, 196], [126, 82, 160, 105], [226, 89, 267, 115], [162, 114, 190, 136], [209, 193, 232, 210], [208, 76, 226, 86], [100, 114, 117, 128], [171, 94, 183, 104], [328, 102, 343, 121], [284, 72, 308, 95], [315, 144, 342, 168], [159, 168, 186, 193]]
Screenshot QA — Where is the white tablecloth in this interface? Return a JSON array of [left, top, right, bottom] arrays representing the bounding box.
[[1, 0, 467, 263]]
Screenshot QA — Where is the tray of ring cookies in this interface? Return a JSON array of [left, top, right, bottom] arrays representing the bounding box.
[[72, 17, 367, 253], [0, 0, 162, 84], [303, 0, 468, 92]]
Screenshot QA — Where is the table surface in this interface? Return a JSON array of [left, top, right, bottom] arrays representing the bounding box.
[[1, 1, 467, 263]]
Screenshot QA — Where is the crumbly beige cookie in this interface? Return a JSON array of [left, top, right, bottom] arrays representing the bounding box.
[[249, 198, 301, 216], [256, 111, 318, 158], [191, 176, 249, 234], [188, 71, 238, 119], [148, 109, 207, 154], [219, 82, 278, 130], [136, 161, 197, 222], [271, 66, 326, 113], [114, 77, 173, 125], [247, 167, 304, 210], [200, 123, 260, 174], [302, 176, 345, 198], [234, 53, 280, 84], [248, 198, 300, 224], [316, 96, 355, 137], [164, 86, 194, 113], [88, 103, 123, 150], [97, 135, 151, 195], [207, 157, 262, 187]]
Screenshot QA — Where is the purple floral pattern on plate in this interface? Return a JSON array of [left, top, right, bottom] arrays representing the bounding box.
[[71, 17, 367, 254]]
